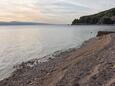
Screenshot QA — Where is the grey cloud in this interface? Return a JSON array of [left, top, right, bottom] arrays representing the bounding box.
[[38, 0, 92, 17]]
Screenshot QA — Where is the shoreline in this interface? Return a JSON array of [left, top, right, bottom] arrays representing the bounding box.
[[0, 32, 115, 86]]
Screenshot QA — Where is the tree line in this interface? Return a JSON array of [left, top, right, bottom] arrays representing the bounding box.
[[72, 8, 115, 25]]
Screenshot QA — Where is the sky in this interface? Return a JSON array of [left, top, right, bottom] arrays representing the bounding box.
[[0, 0, 115, 24]]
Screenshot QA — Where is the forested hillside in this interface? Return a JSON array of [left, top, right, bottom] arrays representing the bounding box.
[[72, 8, 115, 25]]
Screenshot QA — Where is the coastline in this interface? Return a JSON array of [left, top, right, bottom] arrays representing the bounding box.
[[0, 32, 115, 86]]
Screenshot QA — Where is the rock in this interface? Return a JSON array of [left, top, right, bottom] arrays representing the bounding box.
[[96, 31, 115, 37]]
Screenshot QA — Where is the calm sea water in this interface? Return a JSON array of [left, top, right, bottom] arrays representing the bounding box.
[[0, 25, 114, 80]]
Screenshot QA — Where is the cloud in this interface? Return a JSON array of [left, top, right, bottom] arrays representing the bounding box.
[[0, 0, 45, 22], [36, 0, 93, 23], [37, 0, 92, 14], [70, 0, 115, 11]]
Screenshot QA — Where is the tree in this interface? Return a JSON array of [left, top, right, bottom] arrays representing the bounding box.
[[72, 19, 79, 25]]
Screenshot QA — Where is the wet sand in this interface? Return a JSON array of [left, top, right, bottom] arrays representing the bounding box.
[[0, 33, 115, 86]]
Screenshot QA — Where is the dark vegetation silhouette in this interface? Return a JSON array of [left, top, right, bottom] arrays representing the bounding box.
[[72, 8, 115, 25]]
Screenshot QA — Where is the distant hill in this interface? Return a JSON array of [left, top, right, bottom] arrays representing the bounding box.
[[72, 8, 115, 25], [0, 21, 49, 25]]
